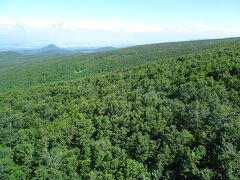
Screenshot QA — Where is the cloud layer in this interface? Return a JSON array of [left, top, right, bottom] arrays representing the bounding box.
[[0, 15, 212, 33], [1, 15, 240, 46]]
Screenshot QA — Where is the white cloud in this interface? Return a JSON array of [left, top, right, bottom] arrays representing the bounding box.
[[0, 15, 221, 34], [1, 15, 240, 46]]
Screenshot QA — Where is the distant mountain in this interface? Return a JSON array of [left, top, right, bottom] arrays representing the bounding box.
[[14, 44, 67, 55], [38, 44, 66, 54], [38, 45, 115, 54], [40, 44, 61, 51], [6, 45, 116, 55]]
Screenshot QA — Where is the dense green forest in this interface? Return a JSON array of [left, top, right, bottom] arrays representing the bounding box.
[[0, 38, 240, 179], [1, 37, 240, 92]]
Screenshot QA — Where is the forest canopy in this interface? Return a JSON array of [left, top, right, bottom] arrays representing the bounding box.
[[0, 40, 240, 179]]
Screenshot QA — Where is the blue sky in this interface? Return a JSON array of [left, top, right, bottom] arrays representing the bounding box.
[[0, 0, 240, 47]]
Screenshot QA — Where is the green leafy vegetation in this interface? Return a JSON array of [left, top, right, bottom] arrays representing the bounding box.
[[1, 37, 240, 92], [0, 38, 240, 179]]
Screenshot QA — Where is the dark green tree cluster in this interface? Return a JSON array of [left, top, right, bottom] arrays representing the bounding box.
[[0, 45, 240, 179]]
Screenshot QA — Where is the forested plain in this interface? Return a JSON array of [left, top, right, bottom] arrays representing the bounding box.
[[0, 38, 240, 179]]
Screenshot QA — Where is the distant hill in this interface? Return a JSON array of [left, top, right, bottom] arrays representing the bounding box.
[[40, 44, 63, 53], [17, 44, 67, 55], [0, 37, 240, 92], [36, 44, 69, 55], [0, 51, 23, 68], [10, 45, 116, 55], [0, 45, 116, 69]]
